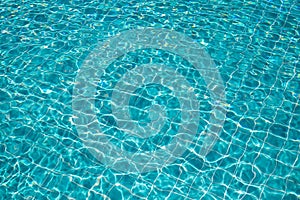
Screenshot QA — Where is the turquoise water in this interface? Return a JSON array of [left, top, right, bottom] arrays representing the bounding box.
[[1, 0, 299, 199]]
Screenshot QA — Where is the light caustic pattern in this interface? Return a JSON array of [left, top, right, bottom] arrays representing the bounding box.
[[72, 28, 227, 173]]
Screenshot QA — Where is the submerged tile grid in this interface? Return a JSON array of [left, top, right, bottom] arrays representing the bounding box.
[[0, 0, 299, 199]]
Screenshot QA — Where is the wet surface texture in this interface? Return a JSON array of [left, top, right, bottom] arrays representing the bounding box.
[[0, 0, 299, 199]]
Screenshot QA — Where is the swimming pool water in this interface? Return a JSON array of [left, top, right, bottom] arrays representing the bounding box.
[[1, 0, 299, 199]]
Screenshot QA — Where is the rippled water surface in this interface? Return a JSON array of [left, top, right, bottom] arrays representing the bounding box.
[[1, 0, 299, 199]]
